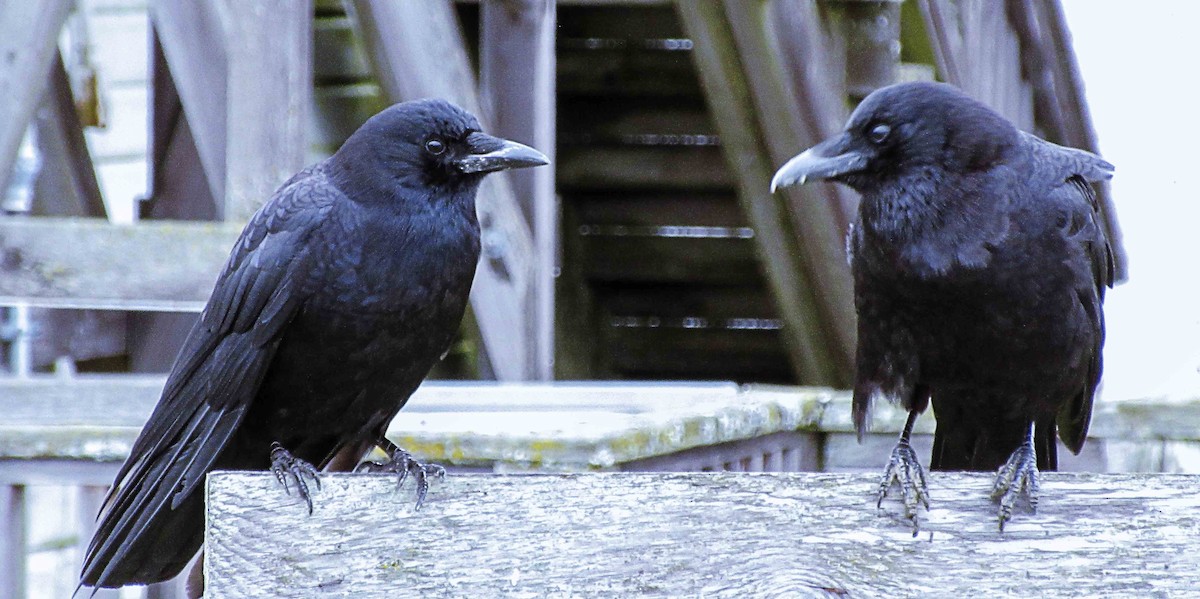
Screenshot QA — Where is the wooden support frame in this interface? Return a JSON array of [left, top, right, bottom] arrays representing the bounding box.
[[347, 0, 547, 380], [676, 0, 855, 386], [147, 0, 313, 221], [32, 51, 109, 219], [0, 0, 73, 195]]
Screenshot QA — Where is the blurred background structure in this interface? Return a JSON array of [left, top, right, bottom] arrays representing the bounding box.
[[0, 0, 1183, 597]]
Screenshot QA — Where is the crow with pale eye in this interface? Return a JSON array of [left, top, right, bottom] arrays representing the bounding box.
[[773, 81, 1114, 531]]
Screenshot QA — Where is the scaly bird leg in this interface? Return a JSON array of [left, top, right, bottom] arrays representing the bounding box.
[[991, 421, 1040, 531], [357, 437, 445, 510], [876, 409, 931, 534], [269, 442, 322, 514]]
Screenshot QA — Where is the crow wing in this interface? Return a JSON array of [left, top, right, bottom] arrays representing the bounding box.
[[81, 168, 340, 586]]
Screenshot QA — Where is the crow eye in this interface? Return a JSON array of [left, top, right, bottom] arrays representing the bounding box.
[[425, 138, 446, 155], [869, 123, 891, 144]]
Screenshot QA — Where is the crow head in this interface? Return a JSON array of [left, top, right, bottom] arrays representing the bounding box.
[[771, 82, 1019, 195], [332, 98, 548, 200]]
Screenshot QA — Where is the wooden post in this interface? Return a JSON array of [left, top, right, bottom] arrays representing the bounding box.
[[676, 1, 855, 386], [217, 0, 313, 222], [0, 485, 26, 599], [480, 0, 558, 380], [0, 0, 73, 195], [205, 471, 1200, 596], [830, 0, 903, 100], [347, 0, 543, 381]]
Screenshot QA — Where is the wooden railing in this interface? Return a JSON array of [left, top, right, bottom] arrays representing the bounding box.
[[2, 381, 1198, 596], [206, 471, 1200, 597]]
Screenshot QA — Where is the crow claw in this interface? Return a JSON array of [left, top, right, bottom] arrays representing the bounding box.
[[876, 438, 931, 533], [991, 439, 1040, 531], [357, 447, 444, 510], [270, 442, 321, 514]]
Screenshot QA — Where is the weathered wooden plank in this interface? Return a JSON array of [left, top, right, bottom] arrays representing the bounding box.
[[480, 0, 557, 380], [32, 51, 108, 218], [347, 0, 543, 380], [7, 377, 1200, 472], [675, 1, 852, 386], [0, 0, 73, 194], [206, 471, 1200, 597], [0, 218, 239, 311], [218, 0, 313, 222], [149, 0, 312, 222], [572, 191, 746, 227]]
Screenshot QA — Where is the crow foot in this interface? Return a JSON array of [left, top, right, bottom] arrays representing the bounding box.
[[270, 442, 321, 514], [991, 439, 1040, 531], [876, 439, 930, 535], [357, 446, 445, 510]]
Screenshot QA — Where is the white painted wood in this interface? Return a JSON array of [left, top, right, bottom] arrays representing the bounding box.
[[206, 471, 1200, 597]]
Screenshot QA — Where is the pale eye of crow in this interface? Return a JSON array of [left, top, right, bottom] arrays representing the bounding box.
[[869, 123, 891, 144], [425, 138, 446, 155]]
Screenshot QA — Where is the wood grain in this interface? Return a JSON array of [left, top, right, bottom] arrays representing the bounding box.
[[207, 471, 1200, 597]]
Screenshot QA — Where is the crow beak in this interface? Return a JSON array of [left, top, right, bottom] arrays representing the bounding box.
[[770, 133, 868, 192], [456, 132, 549, 174]]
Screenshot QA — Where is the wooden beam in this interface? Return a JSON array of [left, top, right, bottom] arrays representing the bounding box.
[[32, 51, 108, 219], [675, 1, 854, 386], [347, 0, 543, 381], [8, 377, 1198, 470], [0, 217, 238, 311], [480, 0, 558, 380], [217, 0, 313, 222], [206, 471, 1200, 596], [0, 0, 73, 195], [148, 0, 312, 221], [828, 0, 903, 99]]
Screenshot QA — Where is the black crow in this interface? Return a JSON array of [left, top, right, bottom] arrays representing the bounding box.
[[79, 99, 548, 589], [771, 81, 1113, 530]]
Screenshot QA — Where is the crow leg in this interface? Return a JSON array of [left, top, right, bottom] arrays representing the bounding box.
[[991, 421, 1040, 531], [357, 437, 445, 510], [269, 442, 322, 514], [876, 409, 930, 534]]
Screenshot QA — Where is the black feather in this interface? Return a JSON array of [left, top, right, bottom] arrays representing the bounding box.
[[80, 99, 544, 589]]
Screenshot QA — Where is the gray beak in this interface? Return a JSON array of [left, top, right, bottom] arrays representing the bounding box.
[[770, 133, 868, 192], [455, 132, 549, 174]]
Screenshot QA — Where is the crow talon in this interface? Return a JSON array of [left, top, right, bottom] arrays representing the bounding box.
[[270, 442, 321, 514], [357, 444, 444, 510]]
